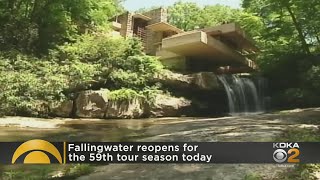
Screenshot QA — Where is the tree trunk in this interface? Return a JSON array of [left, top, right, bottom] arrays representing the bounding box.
[[30, 0, 40, 22], [316, 35, 320, 45], [285, 4, 310, 54]]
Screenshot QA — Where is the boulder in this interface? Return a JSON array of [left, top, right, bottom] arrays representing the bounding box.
[[191, 72, 221, 91], [105, 98, 145, 119], [155, 71, 222, 91], [51, 101, 74, 118], [66, 89, 193, 119], [75, 89, 109, 118], [149, 94, 192, 117], [155, 70, 192, 89]]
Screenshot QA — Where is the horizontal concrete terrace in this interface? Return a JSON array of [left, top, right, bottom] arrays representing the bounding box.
[[158, 23, 258, 71]]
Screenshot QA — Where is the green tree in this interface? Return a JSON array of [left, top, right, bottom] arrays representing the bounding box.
[[52, 33, 164, 94], [168, 2, 202, 31], [199, 5, 239, 27], [168, 2, 264, 41], [242, 0, 320, 108], [0, 0, 123, 54], [242, 0, 320, 55]]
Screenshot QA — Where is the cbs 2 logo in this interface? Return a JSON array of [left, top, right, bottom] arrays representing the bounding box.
[[273, 148, 300, 163]]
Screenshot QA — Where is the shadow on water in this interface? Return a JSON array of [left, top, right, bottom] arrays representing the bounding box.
[[0, 117, 195, 142], [0, 107, 319, 143]]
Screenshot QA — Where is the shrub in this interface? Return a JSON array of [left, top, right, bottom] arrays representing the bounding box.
[[108, 87, 164, 104], [0, 33, 165, 116], [109, 89, 142, 101], [0, 52, 98, 116], [54, 34, 164, 91]]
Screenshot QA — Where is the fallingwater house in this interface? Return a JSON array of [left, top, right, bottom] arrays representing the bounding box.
[[51, 8, 264, 119], [110, 8, 259, 74]]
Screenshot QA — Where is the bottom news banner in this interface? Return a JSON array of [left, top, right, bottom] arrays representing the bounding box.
[[0, 139, 320, 164]]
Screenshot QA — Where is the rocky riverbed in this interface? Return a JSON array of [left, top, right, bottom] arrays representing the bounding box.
[[0, 108, 319, 179]]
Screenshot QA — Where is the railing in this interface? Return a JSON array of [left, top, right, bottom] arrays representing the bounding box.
[[134, 27, 147, 50]]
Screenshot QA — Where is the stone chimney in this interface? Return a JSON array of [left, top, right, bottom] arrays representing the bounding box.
[[143, 8, 168, 55]]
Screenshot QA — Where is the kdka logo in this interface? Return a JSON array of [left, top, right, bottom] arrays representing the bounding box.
[[273, 143, 300, 163], [11, 139, 64, 164]]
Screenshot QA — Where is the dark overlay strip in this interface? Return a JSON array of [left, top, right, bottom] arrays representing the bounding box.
[[1, 141, 319, 164]]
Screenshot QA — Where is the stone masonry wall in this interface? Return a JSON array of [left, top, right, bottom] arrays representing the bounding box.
[[143, 8, 168, 55], [117, 8, 169, 54], [118, 12, 133, 38], [126, 12, 134, 37], [143, 8, 168, 24]]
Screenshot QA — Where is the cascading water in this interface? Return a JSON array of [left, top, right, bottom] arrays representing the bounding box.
[[217, 74, 266, 115]]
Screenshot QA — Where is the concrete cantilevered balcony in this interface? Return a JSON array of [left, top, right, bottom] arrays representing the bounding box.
[[160, 30, 257, 71]]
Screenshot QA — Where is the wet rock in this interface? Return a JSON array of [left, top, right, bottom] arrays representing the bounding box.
[[149, 94, 192, 117], [65, 89, 193, 119], [105, 94, 192, 118], [155, 70, 192, 89], [51, 101, 74, 118], [153, 71, 227, 116], [75, 89, 109, 118], [105, 98, 146, 119], [154, 71, 222, 91], [191, 72, 221, 91]]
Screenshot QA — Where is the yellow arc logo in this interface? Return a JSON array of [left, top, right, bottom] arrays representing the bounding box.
[[12, 139, 63, 164]]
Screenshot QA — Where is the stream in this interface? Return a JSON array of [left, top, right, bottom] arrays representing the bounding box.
[[0, 108, 319, 179]]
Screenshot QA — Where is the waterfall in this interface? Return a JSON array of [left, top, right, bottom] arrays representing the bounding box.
[[217, 74, 266, 115]]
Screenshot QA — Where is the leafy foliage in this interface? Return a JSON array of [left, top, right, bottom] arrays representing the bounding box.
[[0, 31, 164, 116], [0, 0, 123, 54], [109, 87, 164, 105], [0, 52, 97, 116], [241, 0, 320, 108], [109, 89, 142, 101], [168, 2, 264, 40], [168, 2, 202, 31], [55, 34, 164, 91]]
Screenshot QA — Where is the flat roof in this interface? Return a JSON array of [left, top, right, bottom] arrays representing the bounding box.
[[133, 13, 152, 21], [161, 31, 258, 70], [202, 23, 259, 52], [146, 22, 184, 33]]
